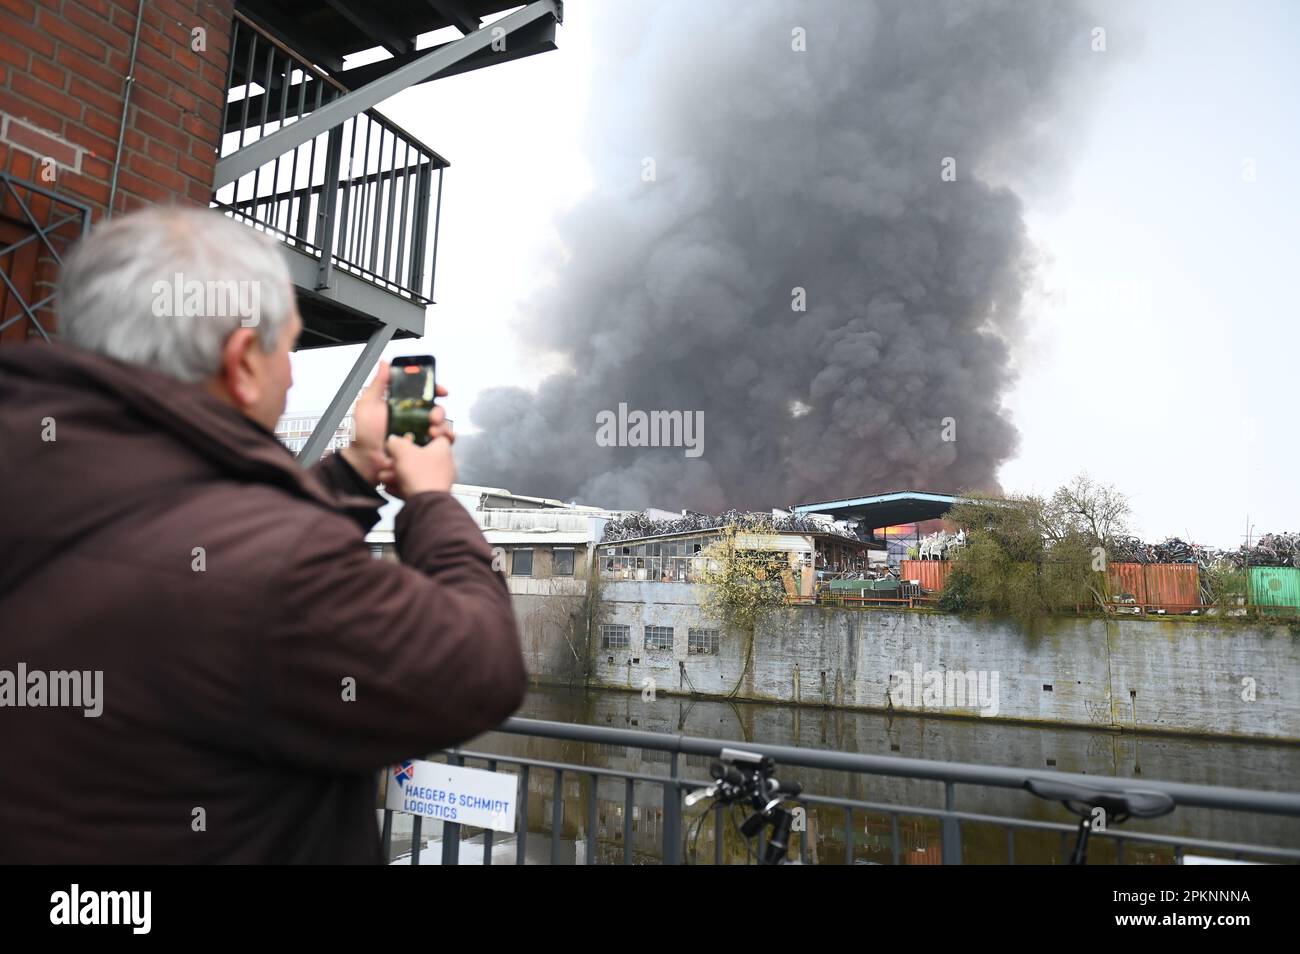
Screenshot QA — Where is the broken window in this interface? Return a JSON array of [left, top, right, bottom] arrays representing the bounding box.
[[688, 628, 720, 655], [601, 624, 630, 649], [645, 626, 673, 651]]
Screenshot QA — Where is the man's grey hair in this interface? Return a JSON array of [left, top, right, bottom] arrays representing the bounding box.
[[57, 207, 296, 382]]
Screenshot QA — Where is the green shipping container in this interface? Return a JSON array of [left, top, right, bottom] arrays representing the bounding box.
[[1249, 566, 1300, 617]]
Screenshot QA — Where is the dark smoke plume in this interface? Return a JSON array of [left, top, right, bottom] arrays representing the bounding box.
[[461, 0, 1090, 511]]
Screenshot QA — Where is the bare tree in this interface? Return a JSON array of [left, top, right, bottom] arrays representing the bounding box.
[[1043, 473, 1131, 549], [942, 474, 1132, 616]]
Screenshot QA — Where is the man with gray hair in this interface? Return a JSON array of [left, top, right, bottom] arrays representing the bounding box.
[[0, 207, 526, 863]]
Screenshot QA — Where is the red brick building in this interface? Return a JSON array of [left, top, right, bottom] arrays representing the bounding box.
[[1, 0, 237, 342]]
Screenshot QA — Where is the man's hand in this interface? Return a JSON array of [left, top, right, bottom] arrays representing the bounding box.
[[343, 362, 452, 488], [377, 379, 455, 498], [340, 361, 391, 485], [381, 433, 456, 498]]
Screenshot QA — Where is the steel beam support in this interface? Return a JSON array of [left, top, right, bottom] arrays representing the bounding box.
[[315, 125, 345, 290], [321, 0, 411, 57], [296, 322, 395, 465], [281, 250, 427, 335], [331, 21, 555, 93], [424, 0, 480, 35]]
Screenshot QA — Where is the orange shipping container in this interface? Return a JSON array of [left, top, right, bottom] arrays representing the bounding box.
[[1106, 563, 1200, 613], [900, 560, 952, 593]]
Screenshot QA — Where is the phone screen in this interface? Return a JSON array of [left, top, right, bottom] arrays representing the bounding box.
[[387, 356, 436, 446]]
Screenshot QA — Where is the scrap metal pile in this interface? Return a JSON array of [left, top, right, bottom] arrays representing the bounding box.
[[1109, 532, 1300, 569], [822, 564, 900, 582], [1109, 536, 1201, 564], [600, 510, 860, 543], [1239, 532, 1300, 568]]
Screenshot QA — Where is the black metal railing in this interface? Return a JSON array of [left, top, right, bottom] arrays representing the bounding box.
[[213, 12, 445, 304], [378, 717, 1300, 865]]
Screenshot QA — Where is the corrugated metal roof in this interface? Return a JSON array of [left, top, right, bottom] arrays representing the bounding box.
[[602, 527, 882, 551], [792, 491, 969, 529]]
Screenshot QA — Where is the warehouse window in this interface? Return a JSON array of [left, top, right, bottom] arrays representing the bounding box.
[[601, 624, 630, 649], [553, 548, 575, 576], [688, 628, 720, 655], [645, 626, 673, 651], [512, 549, 533, 576]]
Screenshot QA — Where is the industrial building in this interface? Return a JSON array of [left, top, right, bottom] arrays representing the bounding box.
[[274, 404, 356, 455], [366, 483, 625, 591], [597, 525, 883, 599], [792, 490, 964, 565]]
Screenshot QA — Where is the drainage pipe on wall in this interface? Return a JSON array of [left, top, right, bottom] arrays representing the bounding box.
[[106, 0, 146, 219]]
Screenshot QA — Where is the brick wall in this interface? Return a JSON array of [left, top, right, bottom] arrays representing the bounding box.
[[0, 0, 236, 340]]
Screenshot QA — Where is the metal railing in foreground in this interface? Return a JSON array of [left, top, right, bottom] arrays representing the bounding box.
[[379, 717, 1300, 865]]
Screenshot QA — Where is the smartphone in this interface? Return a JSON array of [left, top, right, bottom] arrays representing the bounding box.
[[387, 355, 436, 446]]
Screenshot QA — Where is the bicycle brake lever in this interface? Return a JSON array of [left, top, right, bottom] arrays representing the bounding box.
[[684, 784, 718, 807]]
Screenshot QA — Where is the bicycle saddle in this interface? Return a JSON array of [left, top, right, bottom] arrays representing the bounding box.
[[1024, 777, 1176, 820]]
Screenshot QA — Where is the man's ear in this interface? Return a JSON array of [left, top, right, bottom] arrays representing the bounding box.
[[218, 326, 263, 412]]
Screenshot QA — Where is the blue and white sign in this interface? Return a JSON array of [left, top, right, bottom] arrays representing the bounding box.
[[387, 759, 518, 833]]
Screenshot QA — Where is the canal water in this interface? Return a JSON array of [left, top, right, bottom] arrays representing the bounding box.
[[385, 684, 1300, 865]]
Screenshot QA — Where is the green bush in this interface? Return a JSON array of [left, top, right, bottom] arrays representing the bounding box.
[[938, 567, 976, 612], [942, 477, 1123, 618]]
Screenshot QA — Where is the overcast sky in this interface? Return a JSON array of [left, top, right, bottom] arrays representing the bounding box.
[[285, 0, 1300, 547]]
